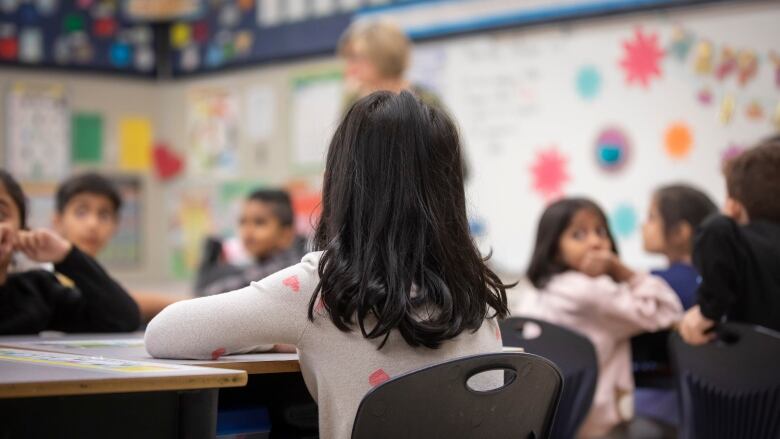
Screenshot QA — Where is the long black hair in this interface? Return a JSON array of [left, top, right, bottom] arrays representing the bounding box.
[[526, 198, 617, 289], [310, 91, 510, 349], [654, 184, 717, 243], [0, 169, 27, 230]]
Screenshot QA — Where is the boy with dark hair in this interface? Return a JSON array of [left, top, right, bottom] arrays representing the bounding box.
[[54, 172, 183, 322], [54, 172, 121, 257], [680, 136, 780, 344], [195, 189, 306, 296]]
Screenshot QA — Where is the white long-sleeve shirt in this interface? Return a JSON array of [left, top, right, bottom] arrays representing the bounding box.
[[146, 252, 503, 439]]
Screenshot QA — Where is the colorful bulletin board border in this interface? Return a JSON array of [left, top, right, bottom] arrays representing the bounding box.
[[0, 0, 159, 76], [0, 0, 733, 78]]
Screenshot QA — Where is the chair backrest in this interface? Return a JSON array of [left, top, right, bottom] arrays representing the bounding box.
[[500, 317, 598, 439], [351, 352, 562, 439], [670, 323, 780, 439]]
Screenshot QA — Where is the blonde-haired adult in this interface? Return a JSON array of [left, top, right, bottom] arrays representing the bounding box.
[[338, 19, 442, 108]]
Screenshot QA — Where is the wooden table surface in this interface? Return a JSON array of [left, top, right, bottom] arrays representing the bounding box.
[[0, 347, 247, 399], [0, 333, 301, 375]]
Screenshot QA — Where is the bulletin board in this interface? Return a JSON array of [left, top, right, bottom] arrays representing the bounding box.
[[404, 1, 780, 271], [0, 0, 158, 76]]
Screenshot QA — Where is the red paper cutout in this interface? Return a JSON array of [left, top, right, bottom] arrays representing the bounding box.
[[0, 38, 19, 60], [287, 181, 322, 235], [193, 21, 209, 43], [94, 18, 117, 38], [530, 147, 569, 202], [619, 28, 664, 88], [714, 47, 737, 81], [153, 143, 184, 181]]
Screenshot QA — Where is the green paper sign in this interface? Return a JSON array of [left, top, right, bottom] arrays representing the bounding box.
[[71, 113, 103, 163]]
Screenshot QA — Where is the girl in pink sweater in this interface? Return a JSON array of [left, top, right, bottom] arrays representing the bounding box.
[[519, 198, 682, 438]]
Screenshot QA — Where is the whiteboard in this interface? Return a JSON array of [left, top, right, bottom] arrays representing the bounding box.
[[406, 2, 780, 273]]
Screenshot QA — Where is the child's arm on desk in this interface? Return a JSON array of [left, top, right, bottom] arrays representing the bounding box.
[[145, 253, 318, 360]]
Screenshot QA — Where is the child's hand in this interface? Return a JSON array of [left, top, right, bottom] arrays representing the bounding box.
[[679, 305, 716, 345], [0, 224, 15, 261], [15, 229, 72, 264], [579, 250, 615, 277]]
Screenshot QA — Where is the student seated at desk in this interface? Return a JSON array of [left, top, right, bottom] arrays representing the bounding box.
[[633, 184, 718, 433], [0, 170, 140, 334], [146, 91, 512, 439], [194, 189, 306, 297], [516, 198, 682, 438], [53, 172, 185, 322], [643, 184, 718, 310], [680, 136, 780, 344]]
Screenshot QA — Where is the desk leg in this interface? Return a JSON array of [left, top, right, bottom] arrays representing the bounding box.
[[179, 389, 218, 439]]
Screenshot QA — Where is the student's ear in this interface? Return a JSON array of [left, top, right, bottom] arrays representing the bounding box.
[[724, 197, 750, 224], [670, 222, 693, 248]]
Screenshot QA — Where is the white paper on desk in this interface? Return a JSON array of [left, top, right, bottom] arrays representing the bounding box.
[[244, 85, 276, 142]]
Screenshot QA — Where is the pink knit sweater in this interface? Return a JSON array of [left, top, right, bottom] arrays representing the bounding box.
[[514, 271, 682, 438]]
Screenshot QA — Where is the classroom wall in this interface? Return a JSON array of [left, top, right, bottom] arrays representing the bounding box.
[[2, 0, 778, 294], [0, 56, 338, 295], [0, 69, 169, 287]]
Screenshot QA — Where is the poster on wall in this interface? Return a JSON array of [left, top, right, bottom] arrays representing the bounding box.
[[5, 82, 69, 181], [289, 70, 344, 170], [99, 176, 143, 269], [187, 87, 241, 176], [166, 181, 216, 280]]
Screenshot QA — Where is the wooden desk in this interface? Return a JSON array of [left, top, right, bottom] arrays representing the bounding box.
[[0, 347, 247, 439], [0, 335, 300, 375]]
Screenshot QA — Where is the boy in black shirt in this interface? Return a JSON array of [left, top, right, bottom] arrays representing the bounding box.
[[0, 170, 139, 334], [680, 136, 780, 344]]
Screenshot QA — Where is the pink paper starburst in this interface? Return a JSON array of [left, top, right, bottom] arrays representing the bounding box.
[[530, 147, 569, 201], [620, 28, 664, 88]]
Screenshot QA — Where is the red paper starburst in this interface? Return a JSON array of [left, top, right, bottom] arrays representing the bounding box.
[[619, 28, 664, 88], [530, 147, 569, 201]]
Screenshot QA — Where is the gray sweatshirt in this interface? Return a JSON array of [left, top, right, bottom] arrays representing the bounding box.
[[145, 252, 503, 438]]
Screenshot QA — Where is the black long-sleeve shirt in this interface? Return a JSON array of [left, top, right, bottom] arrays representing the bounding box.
[[0, 247, 141, 334], [694, 215, 780, 332]]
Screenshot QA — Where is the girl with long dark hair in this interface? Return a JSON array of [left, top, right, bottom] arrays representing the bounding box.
[[146, 91, 511, 439]]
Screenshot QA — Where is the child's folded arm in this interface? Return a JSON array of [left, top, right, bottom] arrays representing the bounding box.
[[145, 254, 319, 360], [54, 246, 141, 332], [587, 273, 683, 338]]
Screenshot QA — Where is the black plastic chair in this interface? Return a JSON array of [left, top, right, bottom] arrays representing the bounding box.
[[351, 352, 562, 439], [500, 317, 598, 439], [670, 323, 780, 439]]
